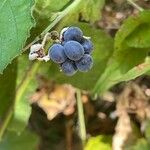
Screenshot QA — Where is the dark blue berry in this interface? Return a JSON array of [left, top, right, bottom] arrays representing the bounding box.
[[61, 60, 77, 76], [63, 27, 83, 42], [81, 39, 93, 54], [75, 54, 93, 72], [49, 44, 67, 63], [64, 41, 84, 61]]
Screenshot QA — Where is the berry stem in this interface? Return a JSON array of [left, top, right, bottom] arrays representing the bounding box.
[[127, 0, 144, 11], [41, 32, 51, 48], [76, 89, 86, 146]]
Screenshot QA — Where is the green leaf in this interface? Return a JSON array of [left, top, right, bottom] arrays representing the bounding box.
[[0, 129, 38, 150], [33, 0, 70, 19], [114, 10, 150, 52], [84, 135, 112, 150], [79, 0, 105, 22], [8, 55, 38, 133], [0, 0, 34, 73], [40, 23, 113, 90], [125, 24, 150, 48], [93, 10, 150, 94], [93, 56, 150, 94], [0, 60, 17, 118], [8, 96, 32, 133], [57, 0, 105, 27]]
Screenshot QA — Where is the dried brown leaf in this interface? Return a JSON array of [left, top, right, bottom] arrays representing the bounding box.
[[30, 77, 76, 120]]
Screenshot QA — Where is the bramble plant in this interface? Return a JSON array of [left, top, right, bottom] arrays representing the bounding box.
[[0, 0, 150, 150]]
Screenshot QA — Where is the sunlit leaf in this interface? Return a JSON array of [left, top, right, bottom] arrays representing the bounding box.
[[84, 135, 112, 150]]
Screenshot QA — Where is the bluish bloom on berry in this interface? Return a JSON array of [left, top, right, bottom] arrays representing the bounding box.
[[63, 27, 83, 42], [64, 41, 84, 61], [49, 44, 67, 63], [81, 39, 93, 54], [75, 54, 93, 72], [61, 60, 77, 76]]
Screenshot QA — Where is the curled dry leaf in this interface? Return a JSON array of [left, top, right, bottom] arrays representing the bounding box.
[[112, 81, 150, 150], [113, 112, 132, 150], [114, 82, 150, 122], [30, 76, 76, 120]]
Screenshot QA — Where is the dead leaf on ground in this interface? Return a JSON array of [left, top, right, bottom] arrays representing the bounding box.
[[30, 75, 76, 120]]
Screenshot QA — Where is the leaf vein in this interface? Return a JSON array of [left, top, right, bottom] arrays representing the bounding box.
[[0, 0, 8, 11]]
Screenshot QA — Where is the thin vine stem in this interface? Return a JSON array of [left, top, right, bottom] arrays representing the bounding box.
[[0, 106, 13, 141], [127, 0, 144, 11], [0, 0, 82, 140], [76, 89, 86, 146], [15, 62, 40, 102]]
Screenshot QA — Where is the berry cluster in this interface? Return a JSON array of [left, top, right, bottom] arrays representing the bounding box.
[[49, 27, 94, 76]]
